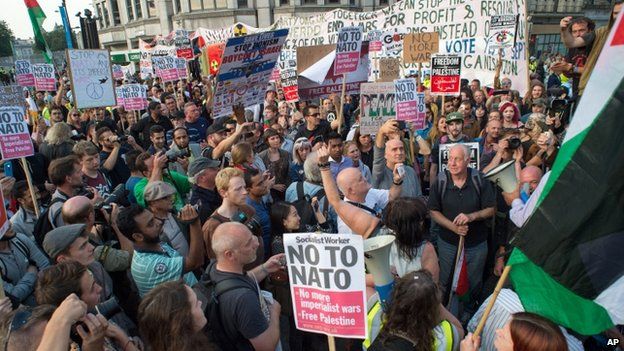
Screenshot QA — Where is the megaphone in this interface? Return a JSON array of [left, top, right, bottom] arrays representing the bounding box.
[[485, 159, 518, 192], [364, 235, 395, 311]]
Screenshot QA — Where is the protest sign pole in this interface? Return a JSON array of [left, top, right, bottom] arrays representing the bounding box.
[[441, 95, 446, 116], [446, 235, 465, 308], [327, 335, 336, 351], [474, 265, 512, 337], [338, 74, 347, 134], [416, 62, 422, 88], [19, 158, 40, 218], [409, 131, 416, 165]]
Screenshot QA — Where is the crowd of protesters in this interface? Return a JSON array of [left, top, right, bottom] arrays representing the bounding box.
[[1, 6, 623, 351]]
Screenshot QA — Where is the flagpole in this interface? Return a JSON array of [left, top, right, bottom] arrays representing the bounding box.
[[473, 265, 512, 337], [446, 235, 465, 308]]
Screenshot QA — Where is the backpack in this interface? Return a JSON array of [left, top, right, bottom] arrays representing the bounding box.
[[33, 197, 65, 248], [292, 182, 327, 228], [199, 262, 257, 351], [436, 168, 483, 202]]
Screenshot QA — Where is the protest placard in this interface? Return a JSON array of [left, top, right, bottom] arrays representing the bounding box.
[[174, 29, 194, 60], [413, 92, 427, 130], [367, 30, 383, 52], [284, 233, 367, 338], [334, 26, 363, 75], [0, 86, 24, 108], [121, 84, 147, 111], [115, 86, 125, 107], [394, 78, 419, 123], [32, 64, 56, 91], [176, 58, 188, 79], [403, 32, 439, 64], [139, 39, 153, 79], [296, 44, 335, 74], [280, 59, 299, 102], [0, 106, 35, 160], [439, 142, 480, 171], [378, 57, 400, 82], [66, 49, 116, 109], [212, 29, 289, 118], [15, 60, 35, 87], [153, 56, 179, 82], [430, 55, 461, 95], [269, 67, 280, 82], [112, 64, 124, 80], [489, 15, 518, 49], [360, 82, 396, 135]]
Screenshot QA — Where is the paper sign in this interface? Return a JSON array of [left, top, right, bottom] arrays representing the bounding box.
[[367, 30, 383, 52], [121, 84, 147, 111], [394, 78, 420, 124], [112, 64, 124, 80], [153, 56, 179, 82], [413, 93, 427, 130], [489, 15, 518, 49], [285, 233, 367, 338], [378, 58, 401, 82], [270, 67, 280, 82], [139, 39, 153, 79], [439, 142, 480, 171], [296, 44, 335, 74], [360, 82, 396, 135], [280, 59, 299, 102], [334, 26, 363, 75], [176, 58, 188, 79], [32, 64, 56, 91], [0, 192, 8, 240], [115, 86, 125, 106], [67, 49, 116, 108], [430, 55, 461, 95], [15, 60, 35, 87], [212, 29, 289, 118], [403, 32, 439, 64], [0, 106, 35, 160], [174, 29, 194, 60], [0, 86, 24, 108]]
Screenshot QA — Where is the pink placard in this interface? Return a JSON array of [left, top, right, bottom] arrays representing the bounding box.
[[15, 60, 35, 87], [0, 106, 35, 160], [334, 27, 363, 75], [292, 287, 366, 338], [32, 64, 56, 91]]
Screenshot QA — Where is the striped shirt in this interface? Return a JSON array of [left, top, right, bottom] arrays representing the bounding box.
[[131, 243, 198, 297], [467, 289, 583, 351]]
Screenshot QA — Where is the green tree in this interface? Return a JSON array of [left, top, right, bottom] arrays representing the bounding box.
[[0, 20, 15, 57], [41, 24, 77, 52]]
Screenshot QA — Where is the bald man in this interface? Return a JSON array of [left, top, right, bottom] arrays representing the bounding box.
[[507, 167, 548, 228], [372, 120, 422, 198], [208, 222, 285, 351], [62, 196, 132, 272], [336, 167, 402, 234]]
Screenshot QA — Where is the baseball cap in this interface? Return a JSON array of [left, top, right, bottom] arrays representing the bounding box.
[[43, 224, 88, 260], [143, 181, 176, 202], [445, 112, 464, 124], [187, 157, 221, 178], [206, 117, 230, 135]]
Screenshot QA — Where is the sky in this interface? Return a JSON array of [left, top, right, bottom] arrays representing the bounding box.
[[1, 0, 94, 40]]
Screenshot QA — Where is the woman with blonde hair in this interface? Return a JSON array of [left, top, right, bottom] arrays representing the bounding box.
[[289, 137, 311, 183], [38, 122, 75, 163]]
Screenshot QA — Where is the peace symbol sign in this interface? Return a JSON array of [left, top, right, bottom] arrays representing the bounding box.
[[86, 83, 104, 100]]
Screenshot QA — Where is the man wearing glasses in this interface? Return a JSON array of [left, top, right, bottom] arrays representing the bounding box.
[[294, 104, 332, 147]]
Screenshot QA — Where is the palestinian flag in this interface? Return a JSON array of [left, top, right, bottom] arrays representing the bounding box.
[[24, 0, 52, 64], [451, 237, 469, 300], [508, 11, 624, 336]]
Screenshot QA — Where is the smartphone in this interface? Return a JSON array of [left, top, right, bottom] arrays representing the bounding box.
[[396, 164, 405, 178], [396, 120, 407, 130]]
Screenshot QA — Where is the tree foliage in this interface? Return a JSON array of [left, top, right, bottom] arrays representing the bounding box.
[[42, 24, 77, 52], [0, 21, 15, 57]]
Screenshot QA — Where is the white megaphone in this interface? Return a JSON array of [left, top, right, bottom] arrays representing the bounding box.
[[484, 160, 518, 193], [364, 235, 395, 311]]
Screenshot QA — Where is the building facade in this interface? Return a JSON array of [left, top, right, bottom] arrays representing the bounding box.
[[93, 0, 616, 60]]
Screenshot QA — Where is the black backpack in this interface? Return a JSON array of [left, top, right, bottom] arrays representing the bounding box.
[[199, 262, 257, 351], [33, 197, 65, 248], [292, 182, 327, 228]]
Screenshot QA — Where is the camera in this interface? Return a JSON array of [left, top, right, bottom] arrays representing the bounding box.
[[165, 149, 190, 162], [232, 211, 262, 234], [506, 137, 522, 150], [77, 187, 95, 199], [117, 135, 129, 143], [70, 297, 122, 344], [93, 184, 126, 211]]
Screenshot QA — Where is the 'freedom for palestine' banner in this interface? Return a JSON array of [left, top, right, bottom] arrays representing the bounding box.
[[508, 11, 624, 336]]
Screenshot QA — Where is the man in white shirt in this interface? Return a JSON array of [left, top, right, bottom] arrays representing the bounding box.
[[503, 166, 548, 228], [335, 167, 403, 234]]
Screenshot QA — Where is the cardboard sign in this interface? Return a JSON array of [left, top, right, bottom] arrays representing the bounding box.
[[32, 64, 56, 91], [15, 60, 35, 87], [0, 106, 35, 160], [439, 142, 480, 171], [153, 56, 179, 82], [378, 58, 400, 82], [334, 26, 363, 75], [284, 233, 367, 338], [360, 82, 396, 135], [212, 29, 289, 118], [120, 84, 147, 111], [489, 15, 518, 49], [430, 55, 461, 95], [296, 44, 335, 75], [176, 58, 188, 79], [0, 192, 8, 240], [394, 78, 418, 123], [403, 32, 439, 64], [112, 64, 124, 80], [67, 49, 116, 109], [280, 59, 299, 102]]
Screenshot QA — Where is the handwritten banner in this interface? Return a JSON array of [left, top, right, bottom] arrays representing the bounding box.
[[360, 82, 396, 135], [403, 32, 439, 64], [0, 106, 35, 160], [67, 49, 116, 108], [15, 60, 35, 87], [284, 233, 367, 338], [32, 64, 56, 91]]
